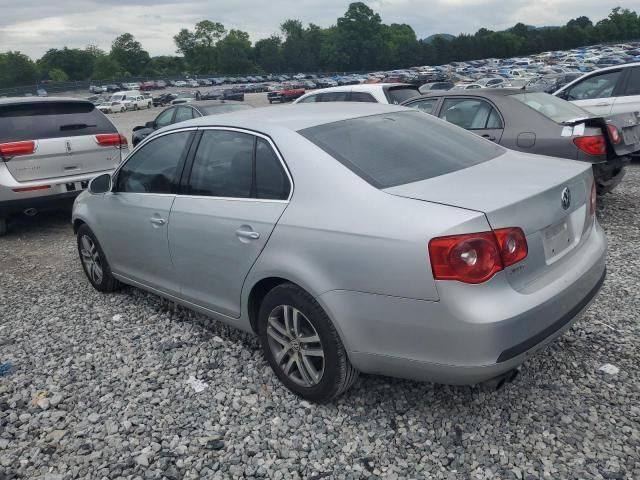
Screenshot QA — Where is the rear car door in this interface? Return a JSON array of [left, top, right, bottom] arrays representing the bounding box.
[[168, 129, 291, 317], [611, 66, 640, 115], [562, 69, 624, 115], [438, 97, 504, 143], [0, 100, 124, 183], [96, 130, 194, 294]]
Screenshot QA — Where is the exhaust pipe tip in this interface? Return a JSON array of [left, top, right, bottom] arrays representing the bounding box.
[[23, 208, 38, 217]]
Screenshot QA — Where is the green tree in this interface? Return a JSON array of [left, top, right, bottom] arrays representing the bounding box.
[[37, 47, 95, 81], [48, 68, 69, 82], [254, 36, 283, 73], [0, 51, 39, 88], [335, 2, 385, 70], [217, 29, 254, 73], [92, 55, 122, 80], [110, 33, 150, 75], [174, 20, 225, 73]]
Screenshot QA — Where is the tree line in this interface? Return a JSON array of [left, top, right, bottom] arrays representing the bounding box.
[[1, 3, 639, 89]]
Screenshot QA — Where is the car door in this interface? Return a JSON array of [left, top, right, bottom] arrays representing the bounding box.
[[95, 129, 194, 294], [561, 69, 624, 115], [168, 128, 292, 317], [438, 97, 504, 142], [610, 66, 640, 115]]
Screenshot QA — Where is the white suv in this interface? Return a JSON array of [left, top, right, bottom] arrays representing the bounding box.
[[123, 94, 152, 111], [0, 98, 128, 235], [554, 63, 640, 116], [294, 83, 420, 105]]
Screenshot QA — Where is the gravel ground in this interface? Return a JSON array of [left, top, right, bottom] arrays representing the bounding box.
[[0, 163, 639, 480]]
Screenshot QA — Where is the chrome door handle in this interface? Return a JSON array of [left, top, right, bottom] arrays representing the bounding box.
[[149, 217, 166, 226], [236, 229, 260, 240]]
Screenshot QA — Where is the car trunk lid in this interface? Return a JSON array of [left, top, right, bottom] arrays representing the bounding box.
[[385, 150, 594, 290]]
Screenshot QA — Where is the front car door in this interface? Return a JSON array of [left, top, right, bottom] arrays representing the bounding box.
[[168, 128, 292, 317], [438, 97, 505, 143], [95, 129, 194, 294], [562, 69, 624, 115]]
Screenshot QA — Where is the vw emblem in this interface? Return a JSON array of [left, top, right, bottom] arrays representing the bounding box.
[[561, 187, 571, 210]]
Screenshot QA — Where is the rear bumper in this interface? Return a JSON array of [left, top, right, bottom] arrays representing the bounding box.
[[0, 167, 115, 218], [318, 221, 607, 385], [593, 157, 630, 194]]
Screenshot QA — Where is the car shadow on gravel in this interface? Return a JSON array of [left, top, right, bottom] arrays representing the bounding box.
[[3, 208, 73, 238]]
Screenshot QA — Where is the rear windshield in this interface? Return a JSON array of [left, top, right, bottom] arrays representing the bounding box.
[[0, 102, 116, 142], [385, 86, 420, 104], [300, 111, 503, 188], [199, 104, 253, 115], [511, 91, 589, 123]]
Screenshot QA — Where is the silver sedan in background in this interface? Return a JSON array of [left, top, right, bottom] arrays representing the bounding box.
[[72, 104, 607, 402]]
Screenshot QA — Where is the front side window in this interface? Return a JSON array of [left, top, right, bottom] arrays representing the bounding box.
[[566, 71, 621, 100], [116, 131, 192, 194], [350, 92, 377, 103], [439, 98, 503, 130], [409, 99, 438, 115], [154, 108, 175, 129], [297, 95, 318, 103], [187, 130, 254, 198]]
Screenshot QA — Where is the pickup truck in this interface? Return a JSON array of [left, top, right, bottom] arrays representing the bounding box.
[[122, 94, 152, 110], [267, 84, 305, 103]]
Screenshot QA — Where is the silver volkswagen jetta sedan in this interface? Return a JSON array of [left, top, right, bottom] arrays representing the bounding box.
[[73, 104, 607, 402]]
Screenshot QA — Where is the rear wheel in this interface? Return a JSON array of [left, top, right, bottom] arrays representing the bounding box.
[[134, 104, 139, 111], [0, 218, 7, 237], [258, 283, 358, 402], [77, 224, 120, 293]]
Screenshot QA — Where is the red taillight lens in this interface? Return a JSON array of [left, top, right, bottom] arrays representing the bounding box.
[[493, 228, 528, 267], [573, 135, 606, 156], [590, 179, 597, 216], [429, 228, 528, 284], [12, 185, 51, 193], [0, 140, 36, 159], [429, 232, 503, 284], [606, 124, 621, 144], [95, 133, 128, 147]]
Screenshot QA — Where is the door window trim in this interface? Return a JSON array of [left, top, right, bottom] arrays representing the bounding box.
[[178, 126, 294, 203], [111, 127, 197, 196], [405, 96, 442, 115], [439, 96, 505, 130]]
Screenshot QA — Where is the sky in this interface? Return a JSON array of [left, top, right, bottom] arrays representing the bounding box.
[[0, 0, 629, 59]]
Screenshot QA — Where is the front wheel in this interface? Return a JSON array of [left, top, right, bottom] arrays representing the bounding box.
[[258, 283, 359, 402], [77, 224, 120, 293], [134, 104, 139, 111]]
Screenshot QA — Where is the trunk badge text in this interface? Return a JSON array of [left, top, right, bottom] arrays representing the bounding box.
[[65, 140, 72, 155], [561, 187, 571, 210]]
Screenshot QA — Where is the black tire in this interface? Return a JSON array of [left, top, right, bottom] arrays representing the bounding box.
[[76, 224, 120, 293], [0, 218, 7, 237], [258, 283, 358, 402], [134, 104, 139, 111]]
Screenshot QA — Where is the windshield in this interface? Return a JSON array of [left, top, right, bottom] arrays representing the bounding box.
[[199, 104, 252, 115], [511, 91, 590, 123], [300, 111, 503, 189]]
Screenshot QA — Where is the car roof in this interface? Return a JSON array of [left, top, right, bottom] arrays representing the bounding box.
[[193, 100, 251, 108], [160, 103, 408, 133], [0, 96, 92, 106], [305, 83, 415, 94]]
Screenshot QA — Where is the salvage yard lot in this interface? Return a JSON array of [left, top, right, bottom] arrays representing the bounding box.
[[0, 162, 639, 477]]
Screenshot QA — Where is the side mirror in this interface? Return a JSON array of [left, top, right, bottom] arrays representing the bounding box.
[[89, 173, 112, 194], [145, 120, 156, 129], [556, 90, 568, 100]]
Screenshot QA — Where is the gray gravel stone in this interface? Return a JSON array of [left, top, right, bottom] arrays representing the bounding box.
[[0, 164, 639, 479]]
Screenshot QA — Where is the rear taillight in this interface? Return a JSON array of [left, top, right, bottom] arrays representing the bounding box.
[[606, 124, 621, 144], [0, 140, 36, 159], [95, 133, 128, 147], [590, 179, 597, 216], [12, 185, 51, 193], [429, 228, 528, 284], [573, 135, 606, 156]]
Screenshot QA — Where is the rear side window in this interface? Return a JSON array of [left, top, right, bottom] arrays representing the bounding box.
[[385, 86, 420, 104], [300, 111, 503, 189], [625, 67, 640, 96], [318, 92, 350, 102], [255, 139, 290, 200], [439, 98, 503, 130], [0, 101, 116, 142], [408, 98, 438, 114], [350, 92, 377, 103]]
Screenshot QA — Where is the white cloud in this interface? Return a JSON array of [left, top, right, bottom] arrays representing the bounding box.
[[0, 0, 628, 58]]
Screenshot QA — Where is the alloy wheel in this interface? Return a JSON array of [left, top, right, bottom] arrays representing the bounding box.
[[80, 234, 103, 285], [266, 305, 325, 387]]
